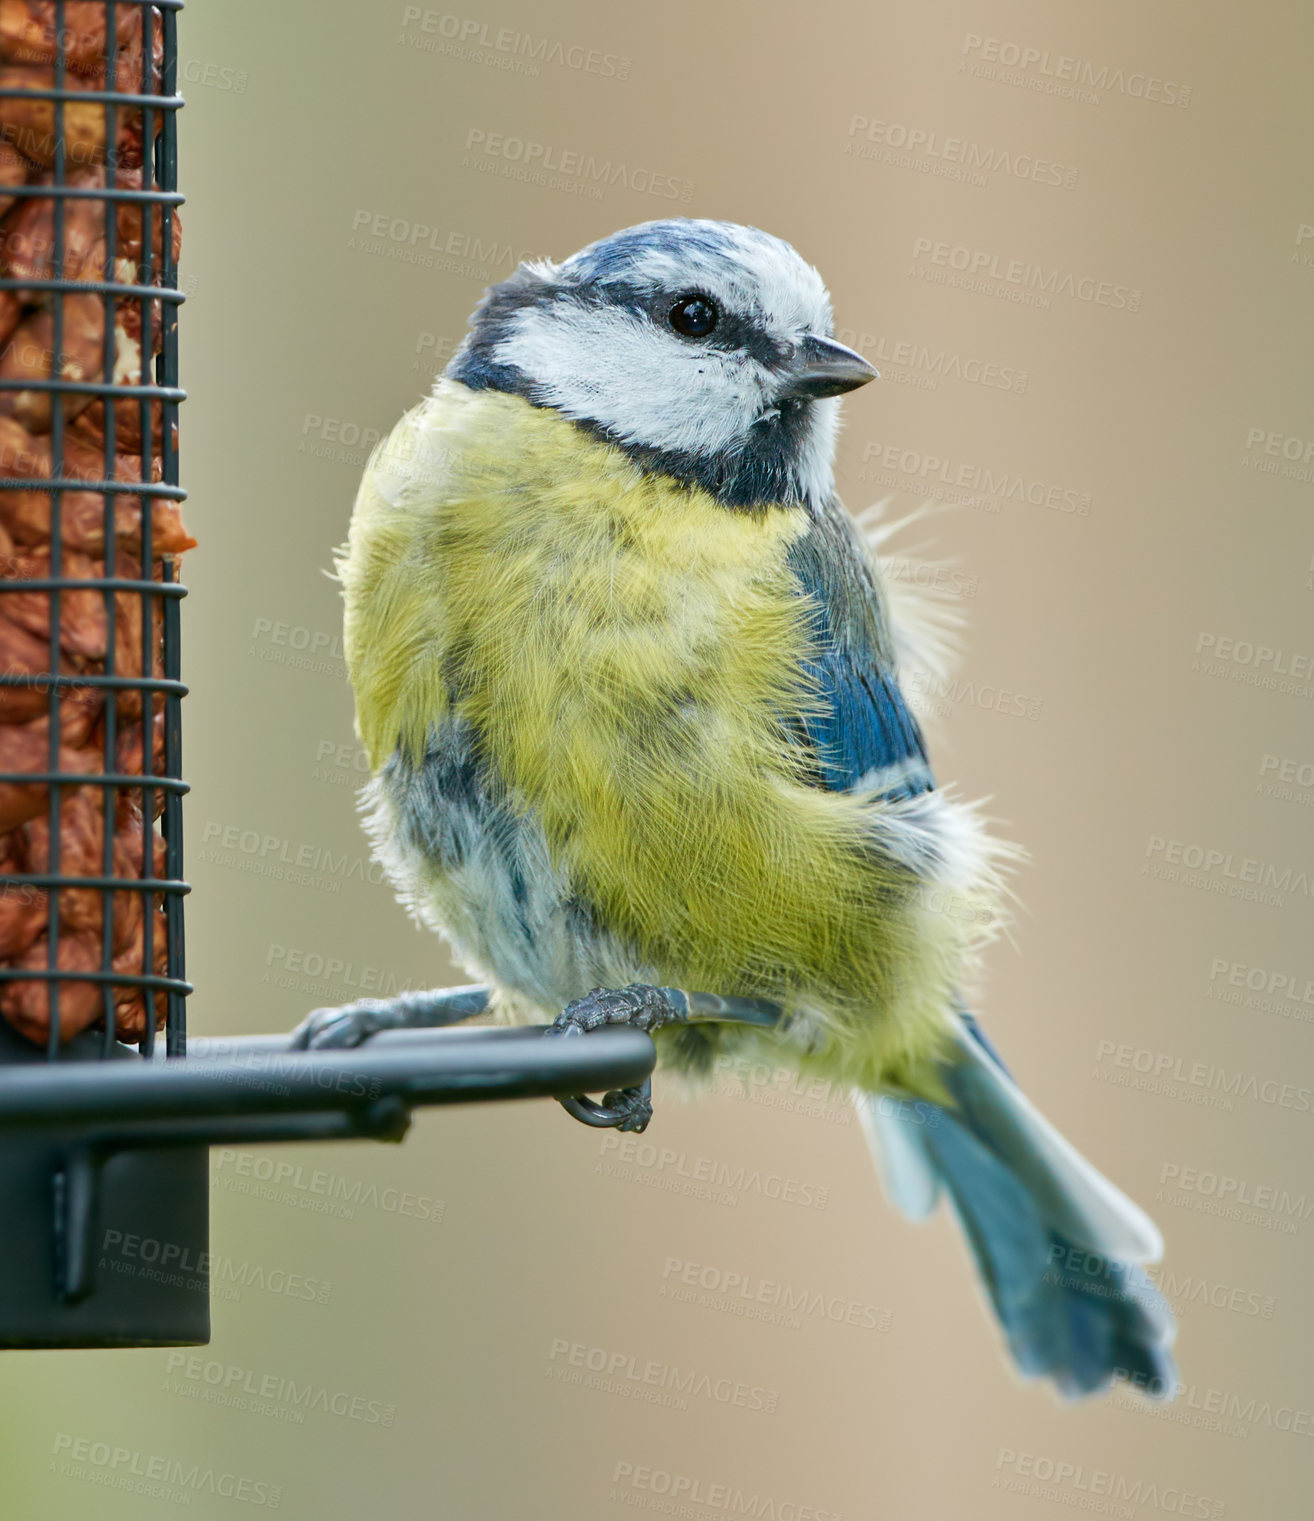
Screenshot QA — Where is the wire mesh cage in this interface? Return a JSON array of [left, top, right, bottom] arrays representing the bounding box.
[[0, 0, 187, 1058]]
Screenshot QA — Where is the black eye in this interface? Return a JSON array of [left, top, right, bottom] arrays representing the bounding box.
[[668, 294, 718, 338]]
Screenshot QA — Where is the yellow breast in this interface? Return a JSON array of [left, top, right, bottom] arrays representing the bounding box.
[[344, 381, 815, 776]]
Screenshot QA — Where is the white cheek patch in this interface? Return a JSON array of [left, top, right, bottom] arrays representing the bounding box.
[[495, 301, 771, 459]]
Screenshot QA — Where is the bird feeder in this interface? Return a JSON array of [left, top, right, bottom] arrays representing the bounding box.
[[0, 0, 655, 1351]]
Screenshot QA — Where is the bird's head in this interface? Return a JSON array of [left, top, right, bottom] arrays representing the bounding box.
[[446, 218, 876, 510]]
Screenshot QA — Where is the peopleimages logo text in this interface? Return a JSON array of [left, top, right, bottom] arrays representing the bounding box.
[[464, 129, 694, 201], [911, 238, 1141, 310], [960, 34, 1192, 107]]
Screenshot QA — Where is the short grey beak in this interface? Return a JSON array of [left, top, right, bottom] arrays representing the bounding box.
[[776, 334, 879, 400]]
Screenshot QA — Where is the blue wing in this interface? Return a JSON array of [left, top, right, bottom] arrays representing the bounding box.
[[786, 502, 935, 802]]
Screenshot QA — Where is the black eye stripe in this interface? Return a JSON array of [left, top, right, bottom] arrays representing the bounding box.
[[668, 293, 719, 338]]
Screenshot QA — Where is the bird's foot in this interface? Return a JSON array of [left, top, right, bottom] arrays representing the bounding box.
[[289, 986, 491, 1050], [290, 999, 398, 1050], [549, 984, 686, 1132], [552, 984, 685, 1040]]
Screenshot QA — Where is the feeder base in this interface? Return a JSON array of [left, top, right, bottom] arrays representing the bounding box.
[[0, 1134, 210, 1349]]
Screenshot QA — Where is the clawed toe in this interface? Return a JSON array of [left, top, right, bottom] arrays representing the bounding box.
[[604, 1083, 654, 1132], [558, 1079, 654, 1132], [290, 1002, 384, 1050]]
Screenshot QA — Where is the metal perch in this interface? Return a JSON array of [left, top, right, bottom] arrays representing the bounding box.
[[290, 982, 785, 1132]]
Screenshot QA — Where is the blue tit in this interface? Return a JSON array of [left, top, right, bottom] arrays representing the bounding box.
[[325, 218, 1176, 1399]]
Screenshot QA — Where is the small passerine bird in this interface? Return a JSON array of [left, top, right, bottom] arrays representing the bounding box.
[[310, 218, 1175, 1399]]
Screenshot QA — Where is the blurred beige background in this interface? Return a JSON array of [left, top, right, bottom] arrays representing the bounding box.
[[5, 0, 1313, 1515]]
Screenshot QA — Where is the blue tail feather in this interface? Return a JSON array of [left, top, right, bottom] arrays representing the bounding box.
[[923, 1106, 1175, 1397], [858, 1018, 1177, 1399]]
